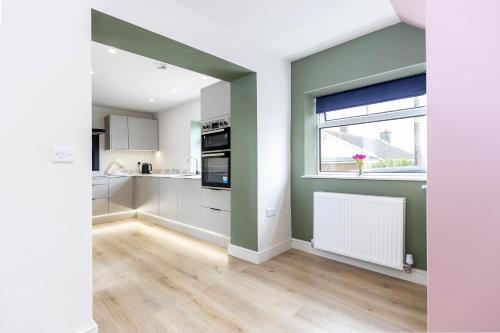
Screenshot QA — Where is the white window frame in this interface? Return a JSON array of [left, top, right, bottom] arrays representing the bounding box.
[[316, 98, 427, 181]]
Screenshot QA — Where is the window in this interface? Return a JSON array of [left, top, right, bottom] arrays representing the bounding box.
[[318, 95, 427, 174]]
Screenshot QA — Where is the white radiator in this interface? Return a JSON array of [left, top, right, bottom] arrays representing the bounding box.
[[313, 192, 406, 270]]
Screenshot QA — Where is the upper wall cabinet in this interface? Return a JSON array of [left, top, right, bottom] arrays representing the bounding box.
[[128, 117, 159, 151], [105, 115, 158, 151], [201, 81, 230, 121], [105, 115, 128, 150]]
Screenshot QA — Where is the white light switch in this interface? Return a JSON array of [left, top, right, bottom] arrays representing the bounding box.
[[53, 146, 74, 163]]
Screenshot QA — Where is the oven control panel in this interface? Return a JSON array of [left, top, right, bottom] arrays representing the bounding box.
[[202, 117, 230, 131]]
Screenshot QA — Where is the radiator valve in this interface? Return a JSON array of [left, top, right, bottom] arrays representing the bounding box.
[[404, 254, 414, 273]]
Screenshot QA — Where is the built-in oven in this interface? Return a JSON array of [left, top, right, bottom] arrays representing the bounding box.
[[202, 151, 230, 189], [202, 118, 230, 152]]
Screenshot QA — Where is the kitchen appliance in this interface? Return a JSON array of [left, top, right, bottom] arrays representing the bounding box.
[[202, 118, 230, 152], [202, 151, 230, 189], [92, 128, 105, 171], [140, 162, 152, 174]]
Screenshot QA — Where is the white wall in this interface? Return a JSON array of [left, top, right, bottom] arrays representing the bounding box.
[[91, 0, 292, 253], [92, 105, 155, 171], [257, 61, 292, 252], [154, 98, 201, 171], [0, 1, 95, 333]]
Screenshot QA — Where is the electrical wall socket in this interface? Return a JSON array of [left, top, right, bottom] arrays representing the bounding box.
[[266, 209, 276, 217]]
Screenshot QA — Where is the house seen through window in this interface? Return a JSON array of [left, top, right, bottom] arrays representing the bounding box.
[[318, 95, 427, 174]]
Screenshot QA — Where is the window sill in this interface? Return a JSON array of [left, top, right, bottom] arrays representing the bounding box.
[[302, 173, 427, 182]]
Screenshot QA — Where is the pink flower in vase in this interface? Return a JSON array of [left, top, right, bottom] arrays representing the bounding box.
[[352, 154, 366, 175]]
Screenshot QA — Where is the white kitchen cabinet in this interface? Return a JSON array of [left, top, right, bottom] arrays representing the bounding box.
[[202, 188, 231, 211], [92, 176, 109, 216], [134, 177, 159, 216], [201, 81, 230, 121], [92, 176, 108, 185], [201, 207, 230, 237], [128, 117, 158, 151], [177, 179, 201, 226], [159, 178, 178, 220], [92, 198, 108, 216], [108, 176, 133, 213], [92, 184, 108, 199], [105, 115, 129, 150]]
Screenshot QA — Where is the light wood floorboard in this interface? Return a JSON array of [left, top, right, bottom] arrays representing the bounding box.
[[93, 219, 427, 333]]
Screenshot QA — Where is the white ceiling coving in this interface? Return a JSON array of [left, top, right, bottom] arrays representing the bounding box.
[[170, 0, 400, 60], [91, 42, 219, 112]]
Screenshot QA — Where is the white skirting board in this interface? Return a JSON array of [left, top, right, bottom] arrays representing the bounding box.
[[137, 211, 230, 248], [92, 210, 136, 225], [227, 240, 292, 264], [292, 238, 427, 285], [74, 320, 98, 333]]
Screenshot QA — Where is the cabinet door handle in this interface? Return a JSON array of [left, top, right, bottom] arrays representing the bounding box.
[[209, 207, 222, 211]]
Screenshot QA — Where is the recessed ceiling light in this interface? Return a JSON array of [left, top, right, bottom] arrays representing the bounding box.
[[171, 89, 178, 93], [149, 98, 155, 103], [155, 62, 168, 70], [108, 48, 117, 54]]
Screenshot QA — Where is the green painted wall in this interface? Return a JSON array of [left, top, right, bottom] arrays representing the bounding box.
[[91, 10, 259, 252], [91, 10, 252, 82], [291, 23, 428, 269], [230, 74, 258, 251]]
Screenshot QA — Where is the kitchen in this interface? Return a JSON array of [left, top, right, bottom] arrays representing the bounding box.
[[91, 41, 232, 248]]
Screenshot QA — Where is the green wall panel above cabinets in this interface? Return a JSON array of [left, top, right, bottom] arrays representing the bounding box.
[[91, 10, 252, 82], [291, 23, 428, 270]]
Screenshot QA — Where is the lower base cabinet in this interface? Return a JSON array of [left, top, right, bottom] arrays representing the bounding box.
[[118, 176, 231, 237], [201, 207, 230, 237], [92, 176, 109, 216], [159, 178, 178, 220], [134, 176, 160, 216], [108, 176, 133, 213], [177, 179, 201, 226], [92, 198, 108, 216]]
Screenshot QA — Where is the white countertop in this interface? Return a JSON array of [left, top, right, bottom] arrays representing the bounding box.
[[92, 172, 200, 179]]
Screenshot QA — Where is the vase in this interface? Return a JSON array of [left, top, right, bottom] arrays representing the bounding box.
[[357, 165, 363, 176]]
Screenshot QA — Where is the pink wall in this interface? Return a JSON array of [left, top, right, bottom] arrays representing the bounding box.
[[427, 0, 500, 331]]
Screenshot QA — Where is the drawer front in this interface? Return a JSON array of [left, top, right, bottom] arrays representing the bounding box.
[[92, 198, 108, 216], [92, 184, 108, 199], [92, 177, 108, 185], [201, 207, 230, 237], [202, 188, 231, 211]]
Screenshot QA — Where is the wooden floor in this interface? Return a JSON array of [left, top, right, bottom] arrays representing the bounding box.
[[93, 219, 427, 333]]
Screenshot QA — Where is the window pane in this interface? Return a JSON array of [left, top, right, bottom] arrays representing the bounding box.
[[320, 116, 427, 173], [321, 95, 425, 121], [325, 105, 367, 121], [367, 97, 415, 114]]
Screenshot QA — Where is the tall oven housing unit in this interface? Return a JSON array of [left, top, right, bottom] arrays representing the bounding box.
[[200, 80, 232, 243], [201, 116, 232, 243]]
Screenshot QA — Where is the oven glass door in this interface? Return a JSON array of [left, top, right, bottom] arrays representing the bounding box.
[[202, 128, 230, 152], [202, 151, 230, 188]]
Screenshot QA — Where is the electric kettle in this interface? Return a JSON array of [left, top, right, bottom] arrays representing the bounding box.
[[140, 162, 152, 174]]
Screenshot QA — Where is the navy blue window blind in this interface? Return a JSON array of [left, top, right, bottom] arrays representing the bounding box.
[[316, 73, 426, 114]]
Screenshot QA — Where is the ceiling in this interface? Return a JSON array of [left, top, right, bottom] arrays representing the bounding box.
[[390, 0, 425, 30], [170, 0, 401, 60], [91, 41, 219, 112]]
